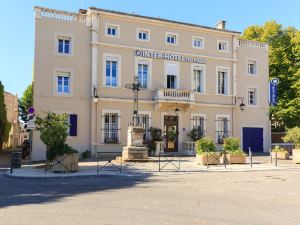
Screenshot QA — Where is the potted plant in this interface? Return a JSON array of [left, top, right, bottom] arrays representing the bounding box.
[[196, 137, 219, 165], [283, 127, 300, 163], [167, 130, 177, 148], [271, 145, 289, 160], [223, 137, 246, 164], [35, 112, 79, 172], [147, 127, 163, 156], [187, 128, 203, 142]]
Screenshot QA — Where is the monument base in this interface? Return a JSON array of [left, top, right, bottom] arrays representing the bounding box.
[[122, 146, 149, 162]]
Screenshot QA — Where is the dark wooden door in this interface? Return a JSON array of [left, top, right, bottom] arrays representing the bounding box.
[[164, 116, 179, 152], [243, 127, 264, 153]]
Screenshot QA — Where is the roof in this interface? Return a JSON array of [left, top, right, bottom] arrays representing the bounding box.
[[89, 7, 241, 35]]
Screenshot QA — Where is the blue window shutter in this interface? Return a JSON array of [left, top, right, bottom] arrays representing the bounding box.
[[69, 114, 77, 136]]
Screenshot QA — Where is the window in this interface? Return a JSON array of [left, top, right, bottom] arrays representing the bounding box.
[[216, 117, 230, 144], [67, 114, 77, 137], [138, 114, 150, 141], [193, 67, 204, 93], [166, 33, 178, 45], [105, 60, 118, 87], [138, 63, 149, 88], [192, 116, 205, 139], [58, 37, 71, 54], [193, 37, 204, 49], [217, 68, 228, 95], [218, 40, 228, 52], [56, 73, 70, 94], [103, 113, 119, 144], [105, 23, 120, 37], [248, 88, 257, 105], [248, 60, 257, 75], [167, 75, 176, 89], [137, 29, 150, 41]]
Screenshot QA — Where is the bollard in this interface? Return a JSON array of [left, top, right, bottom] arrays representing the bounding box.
[[270, 148, 272, 163], [249, 147, 252, 168], [275, 151, 278, 167], [223, 150, 227, 169], [206, 152, 209, 169]]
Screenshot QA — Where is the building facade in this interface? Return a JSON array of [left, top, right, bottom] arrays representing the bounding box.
[[32, 6, 270, 161], [3, 92, 19, 149]]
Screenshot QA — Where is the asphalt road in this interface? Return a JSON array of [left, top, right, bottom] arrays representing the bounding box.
[[0, 170, 300, 225]]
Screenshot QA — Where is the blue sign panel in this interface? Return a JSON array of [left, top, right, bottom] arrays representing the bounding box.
[[269, 78, 279, 106]]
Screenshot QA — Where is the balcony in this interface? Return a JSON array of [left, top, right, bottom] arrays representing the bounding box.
[[155, 89, 195, 103]]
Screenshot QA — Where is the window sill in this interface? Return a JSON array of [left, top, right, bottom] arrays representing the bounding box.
[[54, 52, 74, 57]]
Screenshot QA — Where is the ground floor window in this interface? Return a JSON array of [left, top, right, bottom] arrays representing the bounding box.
[[138, 114, 150, 140], [103, 113, 119, 143], [192, 116, 205, 139], [216, 116, 230, 144]]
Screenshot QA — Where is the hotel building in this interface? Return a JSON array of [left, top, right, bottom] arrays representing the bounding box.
[[32, 6, 270, 160]]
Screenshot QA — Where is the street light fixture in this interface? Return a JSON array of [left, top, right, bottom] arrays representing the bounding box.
[[233, 96, 246, 112], [93, 87, 99, 103]]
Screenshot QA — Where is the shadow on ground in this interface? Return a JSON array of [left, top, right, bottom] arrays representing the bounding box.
[[0, 170, 152, 209]]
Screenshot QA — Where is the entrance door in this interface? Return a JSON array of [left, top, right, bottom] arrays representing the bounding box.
[[242, 127, 264, 153], [164, 116, 179, 152]]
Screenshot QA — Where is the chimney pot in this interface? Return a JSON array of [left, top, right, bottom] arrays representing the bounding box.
[[216, 20, 226, 30]]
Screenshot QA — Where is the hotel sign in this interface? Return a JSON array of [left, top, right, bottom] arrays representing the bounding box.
[[134, 49, 205, 64]]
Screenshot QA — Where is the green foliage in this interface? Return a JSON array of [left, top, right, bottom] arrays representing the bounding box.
[[272, 145, 288, 153], [3, 122, 11, 143], [242, 21, 300, 130], [196, 137, 216, 155], [35, 112, 76, 160], [187, 128, 203, 141], [81, 150, 91, 159], [0, 81, 8, 151], [147, 127, 163, 151], [283, 127, 300, 148], [167, 130, 177, 141], [19, 83, 33, 122], [224, 137, 240, 152]]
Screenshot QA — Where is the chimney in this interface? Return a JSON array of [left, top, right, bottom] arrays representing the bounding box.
[[216, 20, 226, 30]]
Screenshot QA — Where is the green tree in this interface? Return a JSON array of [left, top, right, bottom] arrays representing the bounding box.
[[0, 81, 8, 151], [242, 21, 300, 130], [19, 83, 33, 122]]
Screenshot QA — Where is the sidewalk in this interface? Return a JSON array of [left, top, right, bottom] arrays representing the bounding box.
[[5, 156, 300, 179]]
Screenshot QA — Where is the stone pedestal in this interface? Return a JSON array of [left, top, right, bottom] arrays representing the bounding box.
[[122, 126, 148, 162]]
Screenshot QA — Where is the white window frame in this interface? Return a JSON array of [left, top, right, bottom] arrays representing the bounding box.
[[138, 111, 152, 140], [191, 113, 206, 137], [217, 40, 229, 53], [105, 23, 120, 38], [136, 28, 151, 42], [135, 57, 152, 89], [192, 36, 205, 49], [165, 32, 178, 46], [53, 68, 73, 97], [54, 33, 74, 57], [103, 53, 122, 87], [216, 66, 230, 95], [247, 58, 259, 76], [164, 61, 180, 89], [191, 64, 206, 93], [101, 109, 121, 144], [215, 114, 230, 143], [247, 86, 259, 107]]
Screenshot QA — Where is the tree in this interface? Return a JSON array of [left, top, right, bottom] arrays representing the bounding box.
[[0, 81, 8, 151], [242, 21, 300, 130], [19, 83, 33, 122]]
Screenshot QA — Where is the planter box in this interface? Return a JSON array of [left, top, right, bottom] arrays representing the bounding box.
[[196, 153, 220, 165], [51, 153, 79, 172], [227, 154, 246, 164], [292, 149, 300, 164], [272, 152, 289, 160]]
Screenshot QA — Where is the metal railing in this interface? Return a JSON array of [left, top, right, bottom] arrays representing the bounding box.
[[96, 152, 123, 173], [155, 89, 195, 102], [158, 152, 181, 172]]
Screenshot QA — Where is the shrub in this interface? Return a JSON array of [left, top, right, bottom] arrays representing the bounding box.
[[196, 137, 216, 155], [283, 127, 300, 148], [81, 150, 91, 159], [147, 127, 163, 151], [187, 128, 203, 141], [223, 137, 245, 155], [272, 145, 288, 153]]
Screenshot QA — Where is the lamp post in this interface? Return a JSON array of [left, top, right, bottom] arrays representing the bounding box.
[[233, 96, 246, 111], [93, 87, 99, 158]]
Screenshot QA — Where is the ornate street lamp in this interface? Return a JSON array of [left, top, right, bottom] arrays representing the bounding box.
[[233, 96, 246, 111]]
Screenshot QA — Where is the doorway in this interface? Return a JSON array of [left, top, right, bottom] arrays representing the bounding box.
[[164, 115, 179, 152]]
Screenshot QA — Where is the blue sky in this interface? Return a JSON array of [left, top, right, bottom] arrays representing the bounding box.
[[1, 0, 300, 97]]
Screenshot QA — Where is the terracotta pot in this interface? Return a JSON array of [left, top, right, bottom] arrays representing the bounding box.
[[292, 149, 300, 164], [51, 153, 79, 172], [227, 154, 246, 164], [271, 152, 289, 160], [196, 153, 220, 165]]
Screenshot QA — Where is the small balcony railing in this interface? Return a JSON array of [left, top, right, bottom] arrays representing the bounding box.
[[155, 89, 195, 102]]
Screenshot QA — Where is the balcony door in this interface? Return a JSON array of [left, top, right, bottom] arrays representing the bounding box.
[[165, 62, 178, 89], [164, 116, 178, 152]]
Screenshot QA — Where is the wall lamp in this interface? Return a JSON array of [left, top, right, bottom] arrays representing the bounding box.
[[93, 87, 99, 103], [233, 96, 246, 111]]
